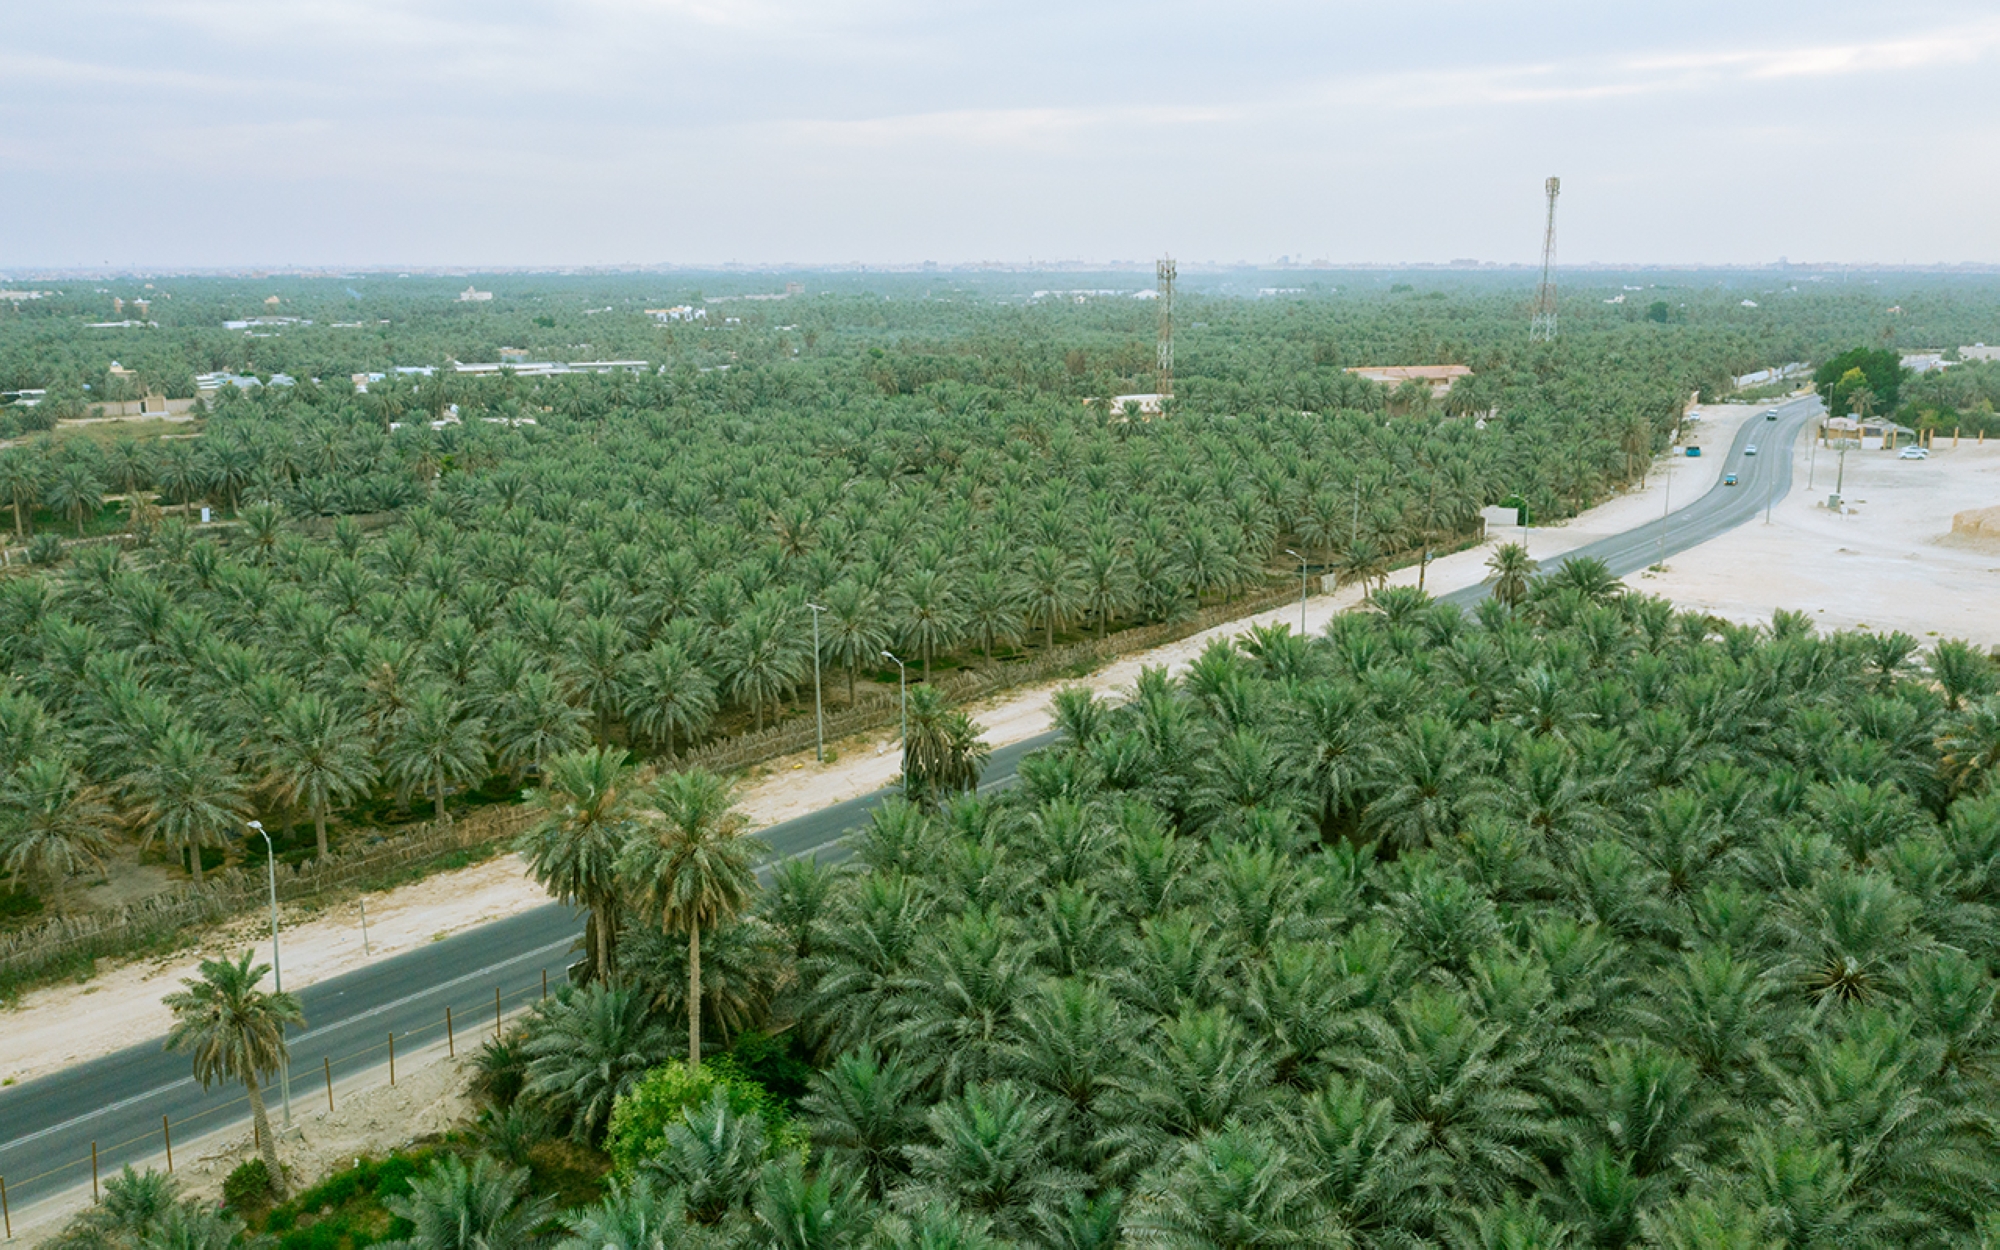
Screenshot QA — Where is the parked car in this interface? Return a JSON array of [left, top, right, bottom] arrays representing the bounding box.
[[1723, 473, 1739, 486], [1686, 447, 1702, 457], [1899, 447, 1929, 460]]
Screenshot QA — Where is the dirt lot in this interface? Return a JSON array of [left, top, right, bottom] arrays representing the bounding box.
[[1635, 426, 2000, 648]]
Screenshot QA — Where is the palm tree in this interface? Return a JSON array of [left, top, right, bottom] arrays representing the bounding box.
[[380, 1154, 552, 1249], [1123, 1123, 1324, 1246], [570, 613, 631, 743], [900, 686, 991, 805], [820, 578, 890, 703], [490, 668, 589, 784], [899, 1081, 1076, 1241], [521, 981, 669, 1143], [1485, 541, 1537, 609], [1938, 698, 2000, 797], [0, 447, 43, 539], [162, 951, 305, 1198], [384, 685, 487, 823], [620, 639, 717, 759], [261, 692, 374, 860], [800, 1047, 926, 1199], [0, 754, 117, 914], [722, 593, 809, 732], [1337, 537, 1389, 598], [124, 724, 250, 887], [44, 459, 105, 537], [639, 1088, 768, 1224], [896, 566, 966, 681], [556, 1176, 690, 1250], [1021, 544, 1084, 650], [621, 767, 759, 1066], [520, 746, 636, 983]]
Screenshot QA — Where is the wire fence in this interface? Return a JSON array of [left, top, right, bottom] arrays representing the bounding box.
[[0, 964, 568, 1238], [0, 807, 536, 983]]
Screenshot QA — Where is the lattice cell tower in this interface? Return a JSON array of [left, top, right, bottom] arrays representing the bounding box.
[[1156, 256, 1176, 397], [1529, 176, 1561, 342]]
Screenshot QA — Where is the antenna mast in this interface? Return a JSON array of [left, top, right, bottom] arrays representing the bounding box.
[[1156, 256, 1176, 397], [1529, 176, 1560, 342]]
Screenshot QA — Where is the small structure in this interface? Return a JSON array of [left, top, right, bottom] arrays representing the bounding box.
[[458, 286, 494, 302], [647, 306, 705, 322], [1343, 364, 1471, 397]]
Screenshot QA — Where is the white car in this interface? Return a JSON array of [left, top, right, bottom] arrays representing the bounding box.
[[1744, 445, 1758, 456], [1898, 447, 1929, 460]]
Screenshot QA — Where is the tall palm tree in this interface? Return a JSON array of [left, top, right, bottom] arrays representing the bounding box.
[[722, 594, 809, 732], [820, 578, 890, 704], [1485, 542, 1537, 609], [384, 685, 487, 823], [1021, 545, 1084, 650], [44, 459, 105, 537], [124, 723, 249, 887], [261, 692, 374, 860], [489, 668, 589, 784], [520, 746, 636, 983], [620, 767, 759, 1066], [896, 566, 965, 681], [162, 951, 305, 1198], [0, 754, 117, 914], [620, 639, 717, 759], [900, 686, 991, 806], [0, 447, 44, 539]]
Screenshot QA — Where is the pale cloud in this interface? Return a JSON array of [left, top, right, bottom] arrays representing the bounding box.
[[3, 1, 1998, 266]]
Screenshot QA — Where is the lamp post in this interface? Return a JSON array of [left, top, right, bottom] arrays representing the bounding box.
[[248, 820, 292, 1130], [805, 602, 826, 764], [881, 650, 907, 748], [1283, 549, 1309, 633]]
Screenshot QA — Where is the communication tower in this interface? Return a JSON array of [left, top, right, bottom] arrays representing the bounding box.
[[1529, 177, 1560, 342], [1156, 256, 1176, 397]]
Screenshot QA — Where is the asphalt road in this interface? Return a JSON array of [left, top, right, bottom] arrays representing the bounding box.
[[0, 735, 1054, 1210], [1442, 394, 1822, 607], [0, 403, 1817, 1207]]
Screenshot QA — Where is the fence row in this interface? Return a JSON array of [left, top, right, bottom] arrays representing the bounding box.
[[0, 806, 535, 981], [0, 968, 563, 1239]]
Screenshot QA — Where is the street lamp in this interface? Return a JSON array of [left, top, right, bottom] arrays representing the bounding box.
[[1283, 549, 1309, 633], [881, 650, 907, 748], [248, 820, 292, 1131], [806, 602, 826, 764]]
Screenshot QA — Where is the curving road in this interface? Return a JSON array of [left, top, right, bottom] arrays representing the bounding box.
[[1443, 393, 1822, 607], [0, 397, 1819, 1211]]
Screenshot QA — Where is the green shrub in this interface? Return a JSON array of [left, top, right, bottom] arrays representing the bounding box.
[[725, 1031, 816, 1106], [605, 1058, 795, 1174], [223, 1157, 275, 1209]]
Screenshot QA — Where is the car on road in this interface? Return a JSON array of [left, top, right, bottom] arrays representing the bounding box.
[[1744, 445, 1758, 456], [1723, 473, 1739, 486], [1765, 410, 1779, 421], [1899, 447, 1929, 460]]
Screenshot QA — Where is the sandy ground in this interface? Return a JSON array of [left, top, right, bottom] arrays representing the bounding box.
[[1634, 424, 2000, 647], [0, 396, 1802, 1086], [7, 1033, 479, 1245]]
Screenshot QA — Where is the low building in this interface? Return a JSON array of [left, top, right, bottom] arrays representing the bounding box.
[[458, 286, 494, 302], [1343, 364, 1472, 397]]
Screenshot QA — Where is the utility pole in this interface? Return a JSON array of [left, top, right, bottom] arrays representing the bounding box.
[[1284, 550, 1309, 632], [1156, 257, 1175, 400], [1529, 177, 1561, 342], [249, 821, 292, 1130], [806, 603, 826, 764]]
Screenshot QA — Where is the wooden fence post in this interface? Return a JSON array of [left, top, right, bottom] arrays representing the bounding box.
[[388, 1033, 396, 1086], [91, 1141, 99, 1202], [163, 1114, 173, 1173], [446, 1006, 454, 1058], [496, 986, 503, 1037], [324, 1056, 335, 1113]]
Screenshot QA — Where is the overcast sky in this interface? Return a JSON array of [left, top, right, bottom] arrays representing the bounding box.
[[3, 1, 1996, 269]]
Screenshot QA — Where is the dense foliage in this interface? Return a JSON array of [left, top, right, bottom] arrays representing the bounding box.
[[189, 574, 2000, 1248]]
